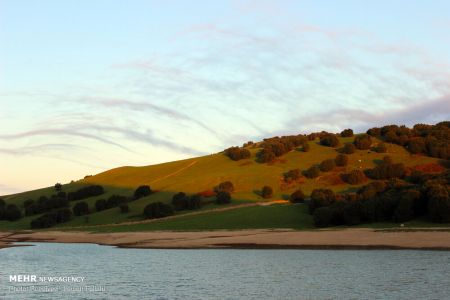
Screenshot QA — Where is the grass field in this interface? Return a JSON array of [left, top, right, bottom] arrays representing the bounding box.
[[0, 135, 444, 231], [68, 204, 314, 232]]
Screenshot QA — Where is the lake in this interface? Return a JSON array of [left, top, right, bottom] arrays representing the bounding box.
[[1, 243, 450, 299]]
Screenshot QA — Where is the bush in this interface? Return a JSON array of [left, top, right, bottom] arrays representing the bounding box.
[[354, 134, 372, 150], [188, 194, 202, 209], [367, 127, 381, 137], [284, 169, 301, 182], [73, 202, 89, 216], [143, 202, 174, 219], [257, 148, 276, 163], [134, 185, 152, 200], [342, 143, 355, 154], [261, 186, 273, 198], [214, 181, 235, 194], [216, 191, 231, 204], [320, 134, 340, 147], [342, 170, 366, 185], [23, 194, 69, 217], [95, 199, 107, 212], [224, 147, 251, 161], [119, 204, 129, 214], [319, 159, 336, 172], [54, 183, 62, 191], [3, 204, 22, 221], [55, 208, 72, 223], [374, 143, 387, 153], [335, 154, 349, 167], [365, 163, 406, 180], [290, 189, 305, 203], [172, 192, 189, 210], [31, 213, 57, 229], [30, 208, 72, 229], [68, 185, 104, 201], [106, 195, 128, 209], [304, 165, 320, 178], [340, 129, 354, 137]]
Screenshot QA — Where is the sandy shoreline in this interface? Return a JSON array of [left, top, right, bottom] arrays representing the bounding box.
[[2, 228, 450, 250]]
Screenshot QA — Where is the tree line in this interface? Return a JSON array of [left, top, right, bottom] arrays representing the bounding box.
[[310, 170, 450, 227]]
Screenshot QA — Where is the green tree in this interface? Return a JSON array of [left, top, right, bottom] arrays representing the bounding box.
[[290, 189, 305, 203], [73, 201, 89, 216], [216, 191, 231, 204], [261, 186, 273, 198]]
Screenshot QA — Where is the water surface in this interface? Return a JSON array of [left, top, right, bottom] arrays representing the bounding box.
[[1, 243, 449, 299]]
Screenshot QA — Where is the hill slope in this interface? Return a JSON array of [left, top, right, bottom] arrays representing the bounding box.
[[0, 134, 446, 231]]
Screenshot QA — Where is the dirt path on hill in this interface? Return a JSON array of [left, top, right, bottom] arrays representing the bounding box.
[[150, 160, 198, 184], [60, 200, 289, 230]]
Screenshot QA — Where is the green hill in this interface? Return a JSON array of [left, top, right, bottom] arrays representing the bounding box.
[[0, 127, 448, 231]]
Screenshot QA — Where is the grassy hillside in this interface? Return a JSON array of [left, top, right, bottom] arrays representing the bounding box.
[[0, 135, 445, 231]]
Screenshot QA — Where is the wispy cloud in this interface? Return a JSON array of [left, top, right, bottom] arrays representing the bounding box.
[[0, 129, 131, 152]]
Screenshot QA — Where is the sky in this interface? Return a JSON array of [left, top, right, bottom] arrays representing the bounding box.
[[1, 0, 450, 195]]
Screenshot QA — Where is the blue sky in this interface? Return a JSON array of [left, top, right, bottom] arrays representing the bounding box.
[[1, 0, 450, 194]]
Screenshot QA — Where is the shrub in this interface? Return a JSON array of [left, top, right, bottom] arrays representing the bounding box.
[[257, 148, 276, 163], [290, 189, 305, 203], [30, 208, 73, 229], [342, 143, 355, 154], [68, 185, 104, 201], [31, 213, 57, 229], [374, 143, 387, 153], [284, 169, 301, 182], [216, 191, 231, 204], [55, 208, 73, 223], [3, 204, 22, 221], [365, 163, 406, 180], [367, 127, 381, 137], [320, 134, 340, 147], [73, 202, 89, 216], [54, 183, 62, 191], [335, 154, 349, 167], [261, 186, 273, 198], [189, 194, 202, 209], [134, 185, 152, 200], [354, 134, 372, 150], [172, 192, 189, 210], [119, 204, 129, 214], [342, 170, 366, 185], [106, 195, 128, 209], [214, 181, 235, 194], [340, 129, 354, 137], [143, 202, 174, 219], [95, 199, 107, 212], [304, 165, 320, 178], [319, 159, 336, 172], [224, 147, 251, 161]]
